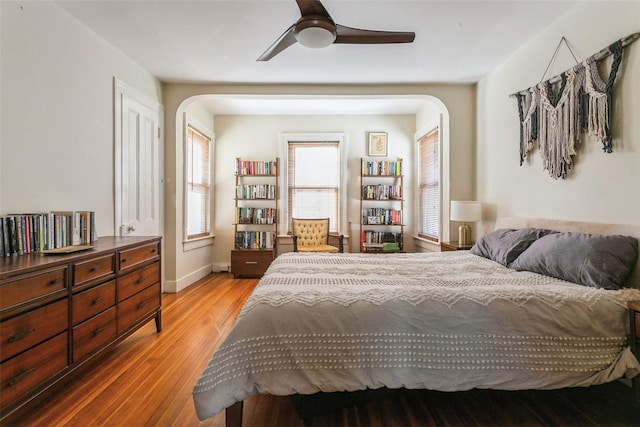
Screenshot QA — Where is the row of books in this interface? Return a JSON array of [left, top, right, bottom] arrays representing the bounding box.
[[362, 208, 402, 225], [362, 242, 401, 252], [362, 185, 402, 200], [235, 207, 277, 224], [236, 184, 277, 200], [235, 159, 277, 176], [362, 160, 403, 176], [360, 231, 403, 245], [0, 211, 96, 257], [235, 231, 276, 250]]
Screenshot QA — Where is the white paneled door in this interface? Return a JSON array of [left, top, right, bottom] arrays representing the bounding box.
[[114, 79, 162, 237]]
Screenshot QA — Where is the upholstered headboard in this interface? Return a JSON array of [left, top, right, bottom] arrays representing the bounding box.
[[495, 217, 640, 289]]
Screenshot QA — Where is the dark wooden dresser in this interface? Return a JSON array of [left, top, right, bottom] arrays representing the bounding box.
[[0, 236, 162, 422]]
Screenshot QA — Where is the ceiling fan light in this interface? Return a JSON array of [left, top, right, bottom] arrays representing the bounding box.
[[296, 27, 336, 48]]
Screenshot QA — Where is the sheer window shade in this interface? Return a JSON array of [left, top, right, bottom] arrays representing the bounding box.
[[287, 142, 340, 234], [418, 128, 439, 240], [187, 126, 211, 239]]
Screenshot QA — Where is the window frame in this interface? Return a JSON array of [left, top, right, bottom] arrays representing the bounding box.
[[415, 122, 441, 242], [279, 133, 347, 236], [183, 114, 214, 247]]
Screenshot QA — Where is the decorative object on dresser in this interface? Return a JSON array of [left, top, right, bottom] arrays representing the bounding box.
[[291, 218, 343, 253], [231, 158, 278, 277], [359, 158, 403, 253], [0, 236, 162, 424], [450, 200, 481, 247]]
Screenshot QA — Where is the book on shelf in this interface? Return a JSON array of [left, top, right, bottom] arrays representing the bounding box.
[[362, 160, 403, 176], [235, 158, 278, 176], [234, 231, 275, 250], [0, 211, 97, 257]]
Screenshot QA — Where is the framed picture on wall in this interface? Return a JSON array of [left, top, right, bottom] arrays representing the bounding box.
[[367, 132, 388, 157]]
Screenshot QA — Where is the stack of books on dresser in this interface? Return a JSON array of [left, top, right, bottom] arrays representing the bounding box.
[[0, 211, 96, 257]]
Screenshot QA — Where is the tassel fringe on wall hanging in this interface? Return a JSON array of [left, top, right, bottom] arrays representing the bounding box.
[[510, 32, 639, 179]]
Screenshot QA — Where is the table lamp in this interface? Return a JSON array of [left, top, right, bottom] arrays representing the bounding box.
[[450, 201, 481, 246]]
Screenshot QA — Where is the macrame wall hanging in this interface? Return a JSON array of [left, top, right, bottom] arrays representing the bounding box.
[[510, 32, 639, 179]]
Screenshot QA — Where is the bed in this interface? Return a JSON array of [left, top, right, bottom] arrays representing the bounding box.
[[193, 217, 640, 424]]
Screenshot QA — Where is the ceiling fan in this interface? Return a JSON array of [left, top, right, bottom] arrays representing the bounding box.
[[257, 0, 415, 61]]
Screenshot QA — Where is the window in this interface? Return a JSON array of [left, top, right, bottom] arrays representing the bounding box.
[[418, 127, 439, 240], [286, 141, 340, 233], [280, 133, 346, 235], [186, 124, 211, 239]]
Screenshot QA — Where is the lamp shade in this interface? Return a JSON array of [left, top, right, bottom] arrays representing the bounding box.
[[450, 201, 481, 222]]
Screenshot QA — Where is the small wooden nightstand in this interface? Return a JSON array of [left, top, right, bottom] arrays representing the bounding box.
[[628, 300, 640, 407], [440, 241, 474, 252]]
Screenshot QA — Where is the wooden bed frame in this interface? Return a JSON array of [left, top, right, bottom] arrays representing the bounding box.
[[222, 217, 640, 426]]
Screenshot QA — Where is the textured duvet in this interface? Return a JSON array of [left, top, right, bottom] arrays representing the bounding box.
[[193, 251, 640, 420]]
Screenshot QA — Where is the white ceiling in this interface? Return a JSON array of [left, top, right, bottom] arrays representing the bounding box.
[[55, 0, 578, 114]]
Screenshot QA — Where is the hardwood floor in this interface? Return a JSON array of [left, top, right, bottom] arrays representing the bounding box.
[[7, 273, 640, 427]]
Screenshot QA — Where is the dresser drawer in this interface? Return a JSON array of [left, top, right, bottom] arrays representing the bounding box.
[[117, 283, 160, 334], [119, 242, 160, 273], [0, 267, 67, 313], [73, 254, 115, 287], [72, 307, 117, 362], [72, 280, 116, 325], [231, 250, 274, 277], [117, 262, 159, 303], [1, 299, 68, 362], [0, 332, 68, 409]]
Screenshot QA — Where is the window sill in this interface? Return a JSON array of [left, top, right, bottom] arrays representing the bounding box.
[[413, 235, 440, 252], [183, 235, 215, 252]]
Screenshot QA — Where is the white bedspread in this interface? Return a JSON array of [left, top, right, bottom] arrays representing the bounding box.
[[193, 251, 640, 420]]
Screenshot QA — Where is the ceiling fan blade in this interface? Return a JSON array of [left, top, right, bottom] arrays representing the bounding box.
[[335, 24, 415, 44], [296, 0, 331, 18], [257, 24, 298, 61]]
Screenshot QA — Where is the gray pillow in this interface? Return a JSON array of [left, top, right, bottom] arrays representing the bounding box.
[[470, 228, 558, 267], [510, 232, 639, 290]]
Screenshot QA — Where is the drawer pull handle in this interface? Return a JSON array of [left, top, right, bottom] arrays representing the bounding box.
[[122, 257, 131, 263], [92, 297, 104, 305], [150, 248, 157, 253], [8, 368, 35, 386], [245, 261, 258, 265], [137, 301, 149, 309], [8, 328, 35, 342], [136, 276, 146, 284], [48, 278, 61, 286], [92, 327, 106, 337], [89, 266, 101, 273]]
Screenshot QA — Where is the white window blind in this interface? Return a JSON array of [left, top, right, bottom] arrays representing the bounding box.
[[287, 142, 340, 233], [418, 128, 439, 240], [186, 125, 211, 239]]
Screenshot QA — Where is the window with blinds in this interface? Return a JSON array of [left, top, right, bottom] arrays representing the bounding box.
[[287, 141, 340, 234], [186, 125, 211, 239], [418, 128, 440, 241]]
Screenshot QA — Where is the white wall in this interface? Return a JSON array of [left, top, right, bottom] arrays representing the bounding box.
[[476, 1, 640, 233], [0, 1, 162, 237]]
